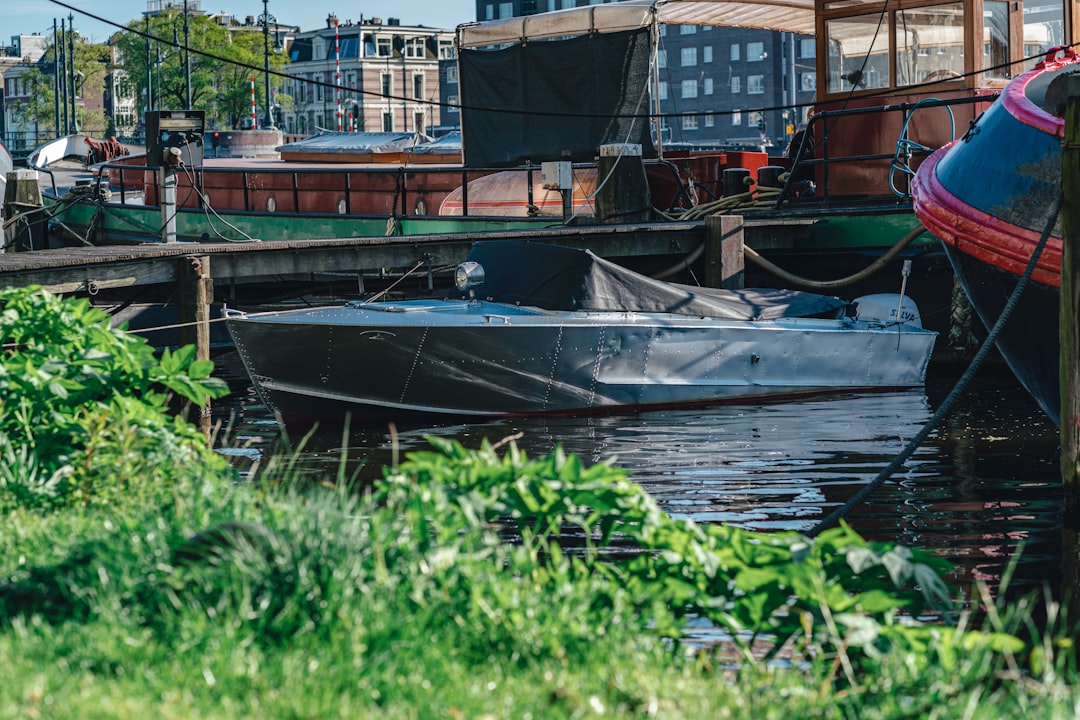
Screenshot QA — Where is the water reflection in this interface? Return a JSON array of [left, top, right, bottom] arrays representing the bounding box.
[[213, 354, 1063, 600]]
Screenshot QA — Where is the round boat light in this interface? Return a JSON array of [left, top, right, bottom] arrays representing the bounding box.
[[454, 261, 485, 293]]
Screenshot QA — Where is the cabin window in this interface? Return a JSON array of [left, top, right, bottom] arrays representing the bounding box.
[[983, 2, 1010, 79], [825, 15, 892, 92], [895, 3, 965, 86], [1023, 0, 1065, 70]]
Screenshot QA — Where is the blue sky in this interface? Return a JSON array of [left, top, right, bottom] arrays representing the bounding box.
[[7, 0, 478, 43]]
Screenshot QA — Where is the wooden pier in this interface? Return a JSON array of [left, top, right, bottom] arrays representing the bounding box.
[[0, 222, 708, 295]]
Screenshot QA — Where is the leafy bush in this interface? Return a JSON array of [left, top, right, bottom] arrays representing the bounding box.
[[0, 286, 231, 510]]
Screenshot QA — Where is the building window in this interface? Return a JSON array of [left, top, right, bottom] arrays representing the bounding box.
[[406, 38, 426, 58], [730, 44, 740, 61], [415, 111, 426, 131], [413, 74, 424, 99], [447, 94, 459, 113], [683, 115, 699, 130], [377, 37, 393, 56], [439, 40, 455, 59], [799, 37, 815, 58], [703, 45, 713, 63], [383, 111, 394, 132], [704, 114, 715, 127], [680, 25, 697, 34], [446, 66, 458, 83], [485, 4, 495, 20], [657, 49, 667, 68], [561, 0, 574, 8], [731, 109, 742, 126], [381, 73, 392, 97], [499, 2, 513, 17], [748, 110, 764, 128], [681, 47, 697, 66], [731, 76, 741, 93], [658, 81, 668, 100], [704, 77, 714, 95], [800, 72, 816, 92], [315, 74, 324, 102], [747, 74, 764, 94], [747, 41, 765, 61], [681, 79, 698, 98]]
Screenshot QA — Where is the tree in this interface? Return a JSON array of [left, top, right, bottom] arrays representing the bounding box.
[[114, 12, 288, 130], [11, 32, 108, 137]]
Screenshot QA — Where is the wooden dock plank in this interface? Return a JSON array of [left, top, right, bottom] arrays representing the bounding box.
[[0, 223, 705, 294]]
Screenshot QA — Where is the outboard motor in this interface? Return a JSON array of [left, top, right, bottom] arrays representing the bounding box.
[[853, 294, 924, 328]]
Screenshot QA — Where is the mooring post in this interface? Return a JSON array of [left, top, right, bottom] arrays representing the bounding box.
[[178, 255, 213, 436], [3, 169, 47, 251], [704, 214, 745, 289], [1060, 75, 1080, 604], [596, 143, 650, 224], [178, 255, 212, 361], [160, 166, 178, 244]]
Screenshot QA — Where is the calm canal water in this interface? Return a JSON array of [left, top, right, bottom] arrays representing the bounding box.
[[211, 354, 1064, 602]]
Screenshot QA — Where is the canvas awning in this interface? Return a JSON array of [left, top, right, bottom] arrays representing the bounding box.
[[456, 0, 820, 48]]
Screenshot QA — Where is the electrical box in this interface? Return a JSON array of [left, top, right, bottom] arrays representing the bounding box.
[[145, 110, 205, 169], [541, 161, 572, 190]]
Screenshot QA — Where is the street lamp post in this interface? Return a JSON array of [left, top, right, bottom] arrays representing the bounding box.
[[183, 0, 191, 108], [260, 0, 276, 129]]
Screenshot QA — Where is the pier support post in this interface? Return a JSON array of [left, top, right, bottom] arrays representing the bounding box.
[[179, 255, 213, 436], [596, 144, 650, 224], [1060, 76, 1080, 608], [178, 255, 212, 362], [3, 169, 47, 252], [704, 214, 745, 289]]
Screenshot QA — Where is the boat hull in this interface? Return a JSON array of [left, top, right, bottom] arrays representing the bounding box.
[[912, 48, 1080, 424], [227, 300, 936, 420]]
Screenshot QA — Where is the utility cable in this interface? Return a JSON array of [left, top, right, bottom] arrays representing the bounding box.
[[808, 197, 1062, 536]]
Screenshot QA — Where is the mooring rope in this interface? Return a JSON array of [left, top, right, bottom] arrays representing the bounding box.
[[808, 196, 1062, 537]]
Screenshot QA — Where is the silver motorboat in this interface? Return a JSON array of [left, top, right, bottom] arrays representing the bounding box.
[[226, 241, 937, 420]]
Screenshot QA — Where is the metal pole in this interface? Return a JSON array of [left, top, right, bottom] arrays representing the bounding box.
[[59, 19, 67, 136], [262, 0, 275, 129], [52, 19, 61, 138], [184, 0, 191, 109], [144, 14, 153, 115], [68, 14, 78, 134]]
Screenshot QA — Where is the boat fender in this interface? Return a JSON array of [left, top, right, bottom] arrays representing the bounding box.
[[853, 294, 923, 328]]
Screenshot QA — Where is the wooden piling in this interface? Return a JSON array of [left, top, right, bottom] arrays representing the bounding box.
[[3, 170, 47, 252], [596, 144, 650, 224], [178, 255, 212, 362], [1060, 75, 1080, 605], [704, 214, 745, 289]]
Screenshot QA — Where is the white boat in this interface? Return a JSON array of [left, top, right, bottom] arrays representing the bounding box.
[[225, 241, 937, 420]]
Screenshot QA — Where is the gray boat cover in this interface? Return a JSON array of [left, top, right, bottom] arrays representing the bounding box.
[[449, 241, 848, 321], [276, 130, 434, 154]]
